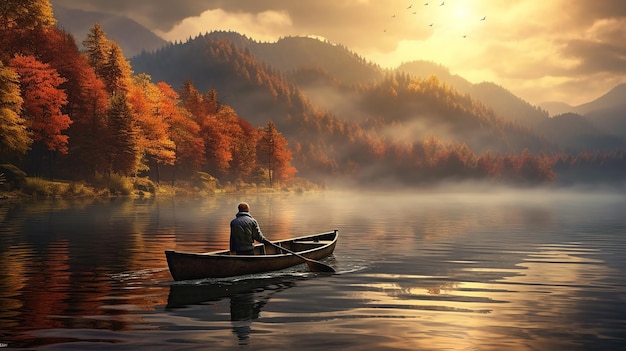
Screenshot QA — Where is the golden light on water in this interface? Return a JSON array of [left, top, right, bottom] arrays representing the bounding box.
[[347, 241, 610, 350]]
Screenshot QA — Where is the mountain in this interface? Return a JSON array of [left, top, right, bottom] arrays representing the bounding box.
[[574, 83, 626, 136], [132, 32, 552, 156], [398, 62, 550, 129], [537, 113, 625, 152], [540, 101, 576, 116], [575, 83, 626, 115], [467, 82, 549, 128], [52, 5, 168, 57], [128, 29, 626, 180], [397, 60, 473, 92]]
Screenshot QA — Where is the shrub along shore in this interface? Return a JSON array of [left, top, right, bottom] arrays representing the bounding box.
[[0, 174, 321, 200]]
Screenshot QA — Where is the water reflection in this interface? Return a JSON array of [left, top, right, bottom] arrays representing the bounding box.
[[0, 190, 625, 350], [230, 292, 261, 343], [167, 276, 300, 345]]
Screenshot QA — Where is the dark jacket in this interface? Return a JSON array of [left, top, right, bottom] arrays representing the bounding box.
[[230, 212, 268, 253]]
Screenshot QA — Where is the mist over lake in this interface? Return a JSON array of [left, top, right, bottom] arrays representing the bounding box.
[[1, 187, 625, 350]]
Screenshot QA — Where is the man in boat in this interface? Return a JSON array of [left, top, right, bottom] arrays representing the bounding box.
[[230, 202, 270, 255]]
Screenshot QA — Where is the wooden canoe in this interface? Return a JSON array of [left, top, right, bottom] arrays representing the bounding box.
[[165, 230, 338, 281]]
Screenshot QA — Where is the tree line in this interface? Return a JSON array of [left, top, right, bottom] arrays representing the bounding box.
[[2, 1, 623, 190], [0, 0, 295, 190]]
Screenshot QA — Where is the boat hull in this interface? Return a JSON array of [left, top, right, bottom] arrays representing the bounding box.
[[165, 230, 338, 280]]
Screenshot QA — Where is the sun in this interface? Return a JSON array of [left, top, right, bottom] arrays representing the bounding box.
[[434, 2, 478, 36], [452, 3, 473, 23]]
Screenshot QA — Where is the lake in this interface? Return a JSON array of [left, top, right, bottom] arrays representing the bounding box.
[[1, 187, 625, 350]]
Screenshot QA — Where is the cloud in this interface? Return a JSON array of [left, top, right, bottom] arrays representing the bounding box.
[[560, 19, 626, 75], [49, 0, 626, 106], [50, 0, 213, 30], [155, 8, 294, 42]]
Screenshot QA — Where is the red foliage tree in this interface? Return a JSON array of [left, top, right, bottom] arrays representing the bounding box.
[[9, 54, 71, 154], [159, 82, 205, 178]]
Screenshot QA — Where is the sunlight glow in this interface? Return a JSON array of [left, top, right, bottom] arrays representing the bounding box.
[[437, 2, 478, 36], [453, 3, 473, 23]]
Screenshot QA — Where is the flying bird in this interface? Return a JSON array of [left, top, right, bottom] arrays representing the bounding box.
[[424, 2, 429, 5], [440, 1, 445, 5], [481, 16, 486, 21], [407, 4, 413, 9]]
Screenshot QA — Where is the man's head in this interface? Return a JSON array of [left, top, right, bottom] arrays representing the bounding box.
[[238, 202, 250, 212]]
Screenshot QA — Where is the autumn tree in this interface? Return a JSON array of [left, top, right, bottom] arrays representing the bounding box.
[[230, 118, 257, 181], [128, 74, 176, 182], [10, 55, 71, 153], [203, 88, 219, 115], [64, 64, 110, 177], [83, 24, 131, 95], [107, 92, 138, 175], [0, 0, 55, 31], [157, 82, 205, 180], [179, 80, 205, 121], [257, 121, 296, 186], [201, 112, 233, 177], [102, 41, 132, 94], [82, 23, 109, 77], [0, 61, 31, 156], [0, 0, 56, 63], [13, 25, 112, 178]]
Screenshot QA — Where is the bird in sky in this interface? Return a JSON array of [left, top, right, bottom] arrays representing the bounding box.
[[481, 16, 487, 21], [440, 1, 445, 5], [407, 4, 413, 9], [424, 2, 429, 5]]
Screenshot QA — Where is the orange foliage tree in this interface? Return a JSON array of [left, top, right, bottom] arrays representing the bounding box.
[[128, 74, 176, 181], [257, 121, 296, 186], [0, 0, 55, 31], [158, 82, 205, 179], [9, 54, 71, 154]]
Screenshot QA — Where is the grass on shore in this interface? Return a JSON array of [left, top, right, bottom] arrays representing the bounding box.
[[0, 175, 323, 199]]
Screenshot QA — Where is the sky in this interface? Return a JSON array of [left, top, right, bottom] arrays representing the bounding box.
[[50, 0, 626, 107]]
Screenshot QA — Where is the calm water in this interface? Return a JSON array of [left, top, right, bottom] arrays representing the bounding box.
[[1, 188, 625, 350]]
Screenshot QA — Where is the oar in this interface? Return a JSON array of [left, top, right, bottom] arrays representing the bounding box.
[[266, 241, 336, 273]]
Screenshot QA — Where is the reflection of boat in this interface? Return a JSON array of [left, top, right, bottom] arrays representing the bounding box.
[[166, 277, 300, 344], [165, 230, 338, 280], [166, 276, 299, 309]]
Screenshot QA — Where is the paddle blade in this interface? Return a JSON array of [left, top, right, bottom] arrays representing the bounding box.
[[306, 260, 336, 273]]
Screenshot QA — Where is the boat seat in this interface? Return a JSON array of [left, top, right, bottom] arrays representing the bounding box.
[[253, 244, 267, 255]]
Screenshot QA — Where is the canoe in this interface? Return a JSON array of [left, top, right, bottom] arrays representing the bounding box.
[[165, 230, 338, 281]]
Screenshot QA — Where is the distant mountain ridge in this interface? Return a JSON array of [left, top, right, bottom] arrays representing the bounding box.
[[52, 5, 168, 57], [575, 83, 626, 115], [50, 1, 626, 154], [51, 4, 626, 141], [541, 84, 626, 138], [573, 84, 626, 137], [132, 32, 552, 154], [130, 31, 626, 154]]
